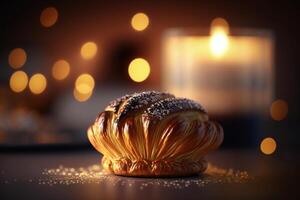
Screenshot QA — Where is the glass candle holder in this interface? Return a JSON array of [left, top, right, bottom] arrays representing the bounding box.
[[162, 28, 274, 147]]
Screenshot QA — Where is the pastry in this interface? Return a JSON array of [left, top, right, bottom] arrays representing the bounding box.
[[87, 91, 223, 177]]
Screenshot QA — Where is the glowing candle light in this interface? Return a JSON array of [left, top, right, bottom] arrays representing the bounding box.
[[128, 58, 151, 82], [210, 31, 229, 57], [8, 48, 27, 69], [270, 99, 288, 121], [75, 74, 95, 94], [210, 17, 230, 35], [52, 59, 70, 80], [80, 42, 98, 60], [40, 7, 58, 28], [131, 13, 149, 31], [9, 71, 28, 92], [210, 18, 230, 58], [163, 18, 274, 115], [260, 137, 277, 155], [29, 73, 47, 94]]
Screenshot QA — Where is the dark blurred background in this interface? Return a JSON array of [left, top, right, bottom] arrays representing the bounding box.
[[0, 0, 299, 153]]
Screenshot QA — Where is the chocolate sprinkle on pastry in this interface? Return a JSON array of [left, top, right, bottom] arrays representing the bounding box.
[[116, 91, 175, 122], [145, 97, 206, 120]]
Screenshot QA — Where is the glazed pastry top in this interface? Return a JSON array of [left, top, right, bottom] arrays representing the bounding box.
[[104, 91, 207, 123]]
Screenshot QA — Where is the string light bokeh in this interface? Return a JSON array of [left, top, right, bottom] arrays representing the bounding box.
[[260, 137, 277, 155], [40, 7, 59, 28], [73, 88, 93, 102], [29, 73, 47, 95], [75, 74, 95, 95], [80, 42, 98, 60], [131, 13, 149, 31], [52, 59, 70, 81], [128, 58, 151, 82], [8, 48, 27, 69], [9, 71, 28, 93], [270, 99, 288, 121]]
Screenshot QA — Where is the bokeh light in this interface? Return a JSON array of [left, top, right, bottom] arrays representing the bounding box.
[[9, 71, 28, 93], [131, 13, 149, 31], [73, 88, 93, 102], [260, 137, 277, 155], [29, 73, 47, 94], [40, 7, 58, 28], [80, 42, 98, 60], [75, 74, 95, 94], [128, 58, 151, 82], [270, 99, 288, 121], [52, 59, 70, 80], [8, 48, 27, 69]]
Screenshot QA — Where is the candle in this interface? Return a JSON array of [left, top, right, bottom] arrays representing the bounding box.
[[162, 19, 274, 116]]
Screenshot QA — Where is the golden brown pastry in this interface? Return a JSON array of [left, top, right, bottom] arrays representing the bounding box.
[[87, 91, 223, 177]]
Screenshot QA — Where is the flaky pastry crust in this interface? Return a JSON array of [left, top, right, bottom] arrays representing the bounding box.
[[87, 91, 223, 177]]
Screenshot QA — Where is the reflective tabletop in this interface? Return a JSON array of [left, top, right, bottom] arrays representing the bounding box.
[[0, 149, 298, 200]]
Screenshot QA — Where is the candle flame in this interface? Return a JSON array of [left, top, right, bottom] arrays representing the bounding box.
[[210, 18, 230, 58], [210, 18, 229, 34]]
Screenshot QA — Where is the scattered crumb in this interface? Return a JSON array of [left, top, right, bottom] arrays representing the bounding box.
[[37, 163, 251, 189]]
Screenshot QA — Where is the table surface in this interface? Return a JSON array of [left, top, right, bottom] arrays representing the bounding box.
[[0, 149, 298, 200]]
